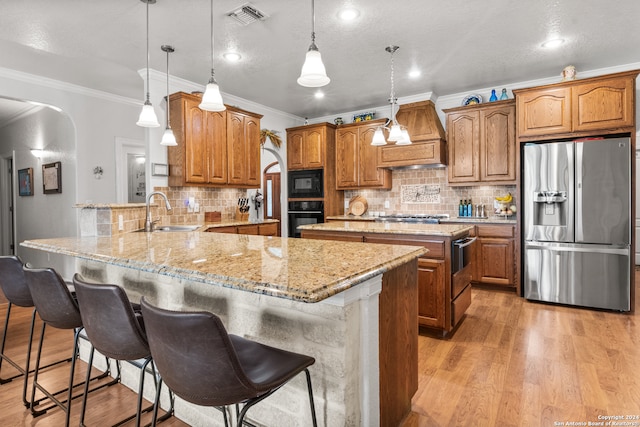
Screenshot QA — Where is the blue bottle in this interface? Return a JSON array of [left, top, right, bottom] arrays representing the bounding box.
[[500, 88, 508, 100], [489, 89, 498, 102]]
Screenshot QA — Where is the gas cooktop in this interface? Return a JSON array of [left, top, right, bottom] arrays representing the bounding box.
[[375, 214, 450, 224]]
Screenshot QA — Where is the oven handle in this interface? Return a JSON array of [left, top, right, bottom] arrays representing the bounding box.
[[288, 210, 324, 214], [453, 236, 477, 248]]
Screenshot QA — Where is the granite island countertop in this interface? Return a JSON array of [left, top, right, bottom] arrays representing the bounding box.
[[21, 232, 425, 303], [298, 221, 475, 238]]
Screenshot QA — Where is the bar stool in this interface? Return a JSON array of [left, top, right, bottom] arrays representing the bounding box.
[[0, 256, 70, 408], [73, 274, 173, 427], [23, 266, 118, 427], [140, 298, 318, 427]]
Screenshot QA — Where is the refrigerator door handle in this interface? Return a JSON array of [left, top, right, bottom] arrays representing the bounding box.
[[575, 142, 584, 242], [526, 241, 629, 255]]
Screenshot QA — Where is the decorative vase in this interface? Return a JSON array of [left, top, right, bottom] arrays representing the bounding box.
[[489, 89, 498, 102], [500, 88, 508, 100]]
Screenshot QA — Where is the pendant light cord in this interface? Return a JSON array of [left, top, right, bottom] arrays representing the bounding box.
[[145, 0, 150, 103], [166, 48, 170, 126], [310, 0, 316, 48], [209, 0, 215, 81], [388, 46, 398, 125]]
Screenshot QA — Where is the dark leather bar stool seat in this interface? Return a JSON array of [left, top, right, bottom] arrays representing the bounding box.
[[0, 256, 69, 408], [73, 274, 172, 427], [23, 266, 118, 427], [140, 297, 318, 427]]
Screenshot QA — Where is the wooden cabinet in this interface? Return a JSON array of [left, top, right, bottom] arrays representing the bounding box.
[[378, 100, 447, 168], [473, 224, 516, 288], [417, 258, 446, 329], [205, 222, 278, 236], [286, 123, 336, 170], [445, 100, 516, 185], [168, 92, 263, 188], [514, 70, 638, 140], [336, 119, 392, 189], [301, 228, 471, 335]]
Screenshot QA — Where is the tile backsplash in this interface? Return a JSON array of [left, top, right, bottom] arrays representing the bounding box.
[[154, 186, 250, 224], [345, 168, 516, 217]]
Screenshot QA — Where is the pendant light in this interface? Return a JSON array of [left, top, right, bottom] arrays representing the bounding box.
[[297, 0, 330, 87], [371, 46, 412, 145], [160, 45, 177, 146], [136, 0, 160, 127], [199, 0, 226, 112]]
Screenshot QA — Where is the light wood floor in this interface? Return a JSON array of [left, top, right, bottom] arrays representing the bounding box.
[[2, 274, 640, 426], [405, 271, 640, 427]]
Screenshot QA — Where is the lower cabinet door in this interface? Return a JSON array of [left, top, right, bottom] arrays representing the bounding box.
[[417, 258, 445, 329], [475, 237, 514, 286]]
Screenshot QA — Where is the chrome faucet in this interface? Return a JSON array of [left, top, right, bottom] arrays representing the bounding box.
[[145, 191, 172, 232]]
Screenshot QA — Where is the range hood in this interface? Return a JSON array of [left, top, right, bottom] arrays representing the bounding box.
[[377, 100, 447, 169]]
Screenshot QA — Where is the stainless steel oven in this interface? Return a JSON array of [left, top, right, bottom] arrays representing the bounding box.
[[452, 236, 477, 274], [288, 201, 324, 238]]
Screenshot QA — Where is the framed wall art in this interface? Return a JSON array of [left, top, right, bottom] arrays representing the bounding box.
[[42, 161, 62, 194], [18, 167, 34, 196], [151, 163, 168, 176]]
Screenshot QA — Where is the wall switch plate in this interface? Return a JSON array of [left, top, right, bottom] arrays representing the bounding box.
[[118, 215, 124, 231], [384, 200, 390, 209], [194, 203, 200, 213]]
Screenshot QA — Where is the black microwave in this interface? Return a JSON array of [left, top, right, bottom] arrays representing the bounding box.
[[288, 169, 323, 198]]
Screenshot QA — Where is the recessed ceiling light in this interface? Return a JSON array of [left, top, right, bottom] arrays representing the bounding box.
[[338, 8, 359, 21], [541, 38, 565, 49], [408, 69, 421, 78], [223, 52, 242, 62], [314, 90, 325, 99]]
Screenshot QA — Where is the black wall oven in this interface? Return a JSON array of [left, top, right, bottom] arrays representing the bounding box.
[[288, 201, 324, 238], [288, 169, 323, 199]]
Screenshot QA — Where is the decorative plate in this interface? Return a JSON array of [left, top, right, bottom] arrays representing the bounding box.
[[462, 94, 482, 106]]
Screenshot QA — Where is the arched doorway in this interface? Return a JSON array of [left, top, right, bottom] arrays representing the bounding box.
[[263, 162, 281, 235]]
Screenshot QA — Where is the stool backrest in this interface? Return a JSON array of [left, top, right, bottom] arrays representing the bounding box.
[[140, 297, 257, 407], [0, 256, 33, 307], [73, 274, 149, 360], [23, 267, 82, 330]]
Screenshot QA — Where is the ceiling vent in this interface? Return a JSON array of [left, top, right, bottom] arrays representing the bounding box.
[[227, 3, 268, 25]]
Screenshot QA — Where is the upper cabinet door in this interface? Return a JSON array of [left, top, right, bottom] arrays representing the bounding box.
[[303, 128, 324, 169], [480, 104, 516, 182], [336, 128, 359, 189], [572, 76, 635, 132], [447, 110, 480, 183], [516, 87, 571, 137], [206, 110, 227, 184], [358, 124, 391, 188], [227, 110, 261, 187], [184, 97, 209, 184], [244, 115, 261, 187], [287, 131, 305, 170]]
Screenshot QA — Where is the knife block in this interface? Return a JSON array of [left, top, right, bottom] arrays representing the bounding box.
[[235, 206, 249, 221]]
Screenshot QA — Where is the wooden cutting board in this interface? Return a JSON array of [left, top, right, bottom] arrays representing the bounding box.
[[348, 196, 368, 216]]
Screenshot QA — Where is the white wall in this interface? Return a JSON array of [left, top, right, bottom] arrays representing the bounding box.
[[0, 67, 144, 277]]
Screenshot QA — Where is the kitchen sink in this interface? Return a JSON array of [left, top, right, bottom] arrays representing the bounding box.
[[137, 225, 201, 232]]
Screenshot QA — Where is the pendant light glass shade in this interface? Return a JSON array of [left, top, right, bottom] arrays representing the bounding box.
[[371, 128, 386, 146], [298, 0, 330, 87], [298, 48, 330, 87], [199, 0, 226, 112], [388, 124, 403, 141], [200, 78, 226, 111], [396, 129, 412, 145], [137, 0, 160, 128], [160, 128, 177, 146], [137, 102, 160, 127]]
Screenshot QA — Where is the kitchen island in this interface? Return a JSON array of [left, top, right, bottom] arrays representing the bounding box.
[[299, 221, 475, 336], [21, 231, 426, 427]]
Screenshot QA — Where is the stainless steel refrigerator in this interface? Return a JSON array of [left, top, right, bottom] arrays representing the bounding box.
[[523, 137, 631, 311]]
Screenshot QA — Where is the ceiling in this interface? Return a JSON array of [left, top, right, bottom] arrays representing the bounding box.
[[1, 0, 640, 121]]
